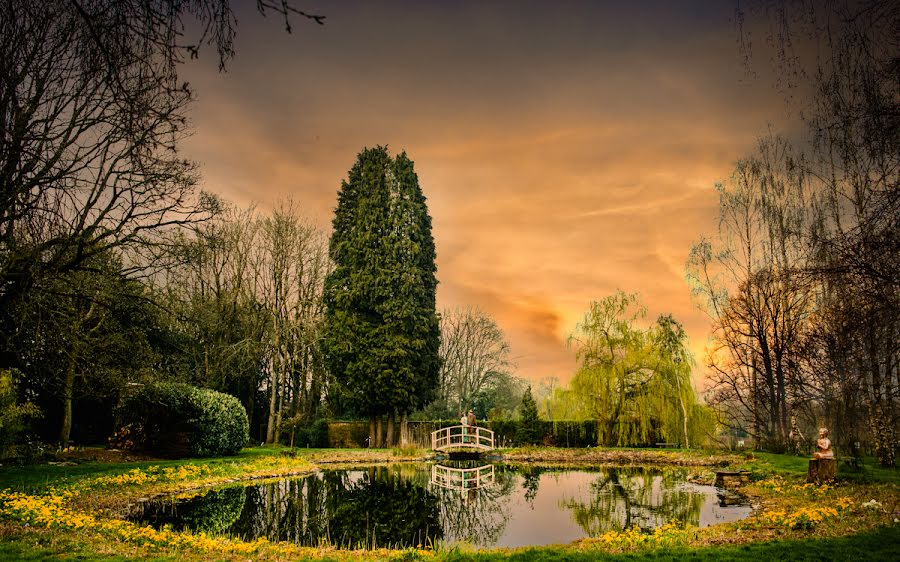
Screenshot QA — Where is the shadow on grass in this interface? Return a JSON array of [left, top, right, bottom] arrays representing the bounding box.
[[744, 452, 900, 485], [0, 447, 279, 493], [0, 538, 171, 561], [0, 522, 897, 561], [443, 525, 900, 562]]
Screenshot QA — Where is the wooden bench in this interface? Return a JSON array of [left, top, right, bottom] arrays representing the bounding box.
[[655, 442, 676, 448]]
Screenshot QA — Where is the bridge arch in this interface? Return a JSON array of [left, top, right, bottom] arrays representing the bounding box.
[[431, 425, 495, 452]]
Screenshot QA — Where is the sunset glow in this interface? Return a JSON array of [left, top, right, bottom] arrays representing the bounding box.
[[181, 1, 790, 383]]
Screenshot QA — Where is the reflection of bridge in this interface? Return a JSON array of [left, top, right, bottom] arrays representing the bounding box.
[[431, 463, 495, 491], [431, 425, 495, 452]]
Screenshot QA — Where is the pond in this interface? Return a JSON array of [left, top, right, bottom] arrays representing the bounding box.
[[128, 462, 751, 549]]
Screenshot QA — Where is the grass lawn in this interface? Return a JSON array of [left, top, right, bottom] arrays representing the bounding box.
[[1, 446, 898, 561]]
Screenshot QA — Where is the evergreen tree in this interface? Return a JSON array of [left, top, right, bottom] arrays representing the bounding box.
[[323, 147, 440, 446], [518, 386, 542, 445]]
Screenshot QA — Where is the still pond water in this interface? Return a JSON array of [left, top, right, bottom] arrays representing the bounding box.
[[129, 463, 750, 549]]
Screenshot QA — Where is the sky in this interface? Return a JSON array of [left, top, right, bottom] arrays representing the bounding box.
[[179, 1, 792, 386]]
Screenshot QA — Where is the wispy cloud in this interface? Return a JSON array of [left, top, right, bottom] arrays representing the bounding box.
[[180, 0, 788, 385]]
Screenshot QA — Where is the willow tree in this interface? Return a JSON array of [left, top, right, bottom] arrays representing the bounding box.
[[651, 314, 697, 448], [565, 292, 699, 447], [323, 147, 440, 447]]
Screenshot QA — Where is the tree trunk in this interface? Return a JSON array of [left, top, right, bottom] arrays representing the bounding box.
[[245, 387, 256, 442], [400, 413, 409, 447], [680, 397, 690, 449], [266, 365, 278, 443], [59, 360, 76, 445], [375, 415, 383, 448], [807, 458, 836, 484], [58, 300, 99, 446], [273, 367, 286, 445], [386, 411, 395, 448], [369, 416, 376, 448]]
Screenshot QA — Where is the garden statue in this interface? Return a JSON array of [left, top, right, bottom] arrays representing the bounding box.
[[814, 427, 834, 459]]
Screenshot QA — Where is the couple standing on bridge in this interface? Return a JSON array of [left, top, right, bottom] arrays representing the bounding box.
[[460, 409, 477, 443]]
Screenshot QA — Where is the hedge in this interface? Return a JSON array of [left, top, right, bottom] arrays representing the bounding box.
[[296, 419, 602, 448], [489, 419, 599, 447], [277, 419, 683, 449], [116, 382, 249, 457]]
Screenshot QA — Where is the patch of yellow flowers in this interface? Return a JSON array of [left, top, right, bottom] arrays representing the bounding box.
[[757, 477, 832, 495], [763, 506, 840, 530], [1, 489, 290, 556], [590, 521, 691, 550], [88, 464, 211, 488], [76, 457, 309, 492], [754, 477, 865, 530], [836, 496, 854, 510], [0, 457, 330, 558]]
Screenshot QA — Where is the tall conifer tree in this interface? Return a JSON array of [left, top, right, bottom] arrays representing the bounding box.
[[323, 147, 440, 446]]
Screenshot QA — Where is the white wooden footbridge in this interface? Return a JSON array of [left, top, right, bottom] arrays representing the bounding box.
[[430, 425, 495, 452]]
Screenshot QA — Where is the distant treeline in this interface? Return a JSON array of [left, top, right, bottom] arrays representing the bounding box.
[[302, 419, 702, 450]]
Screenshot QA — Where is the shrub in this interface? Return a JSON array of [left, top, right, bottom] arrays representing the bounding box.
[[486, 419, 597, 447], [0, 369, 41, 459], [291, 418, 329, 448], [117, 382, 248, 457]]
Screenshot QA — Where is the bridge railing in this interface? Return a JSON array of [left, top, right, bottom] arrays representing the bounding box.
[[431, 463, 495, 491], [431, 425, 494, 451]]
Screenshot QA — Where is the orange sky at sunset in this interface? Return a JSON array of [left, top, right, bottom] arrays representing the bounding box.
[[180, 1, 794, 386]]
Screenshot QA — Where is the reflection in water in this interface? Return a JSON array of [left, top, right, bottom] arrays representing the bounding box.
[[559, 466, 706, 534], [431, 463, 495, 491], [128, 463, 750, 549], [135, 486, 246, 534], [134, 466, 441, 549], [431, 461, 514, 546]]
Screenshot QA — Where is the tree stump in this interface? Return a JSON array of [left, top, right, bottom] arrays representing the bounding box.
[[807, 458, 837, 484]]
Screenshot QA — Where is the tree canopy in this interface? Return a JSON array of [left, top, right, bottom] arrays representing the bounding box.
[[323, 147, 440, 441], [559, 292, 702, 447]]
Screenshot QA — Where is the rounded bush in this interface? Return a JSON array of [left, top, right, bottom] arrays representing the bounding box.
[[116, 382, 248, 457]]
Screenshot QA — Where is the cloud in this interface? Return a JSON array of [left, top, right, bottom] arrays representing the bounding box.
[[179, 0, 792, 385]]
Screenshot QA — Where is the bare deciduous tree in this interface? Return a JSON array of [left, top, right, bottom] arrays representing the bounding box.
[[1, 0, 323, 364], [687, 137, 816, 451], [694, 0, 899, 463], [438, 306, 514, 417], [259, 201, 330, 444]]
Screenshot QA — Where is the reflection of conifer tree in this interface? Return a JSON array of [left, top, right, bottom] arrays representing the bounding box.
[[520, 466, 541, 506], [325, 468, 443, 548], [230, 484, 265, 538]]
